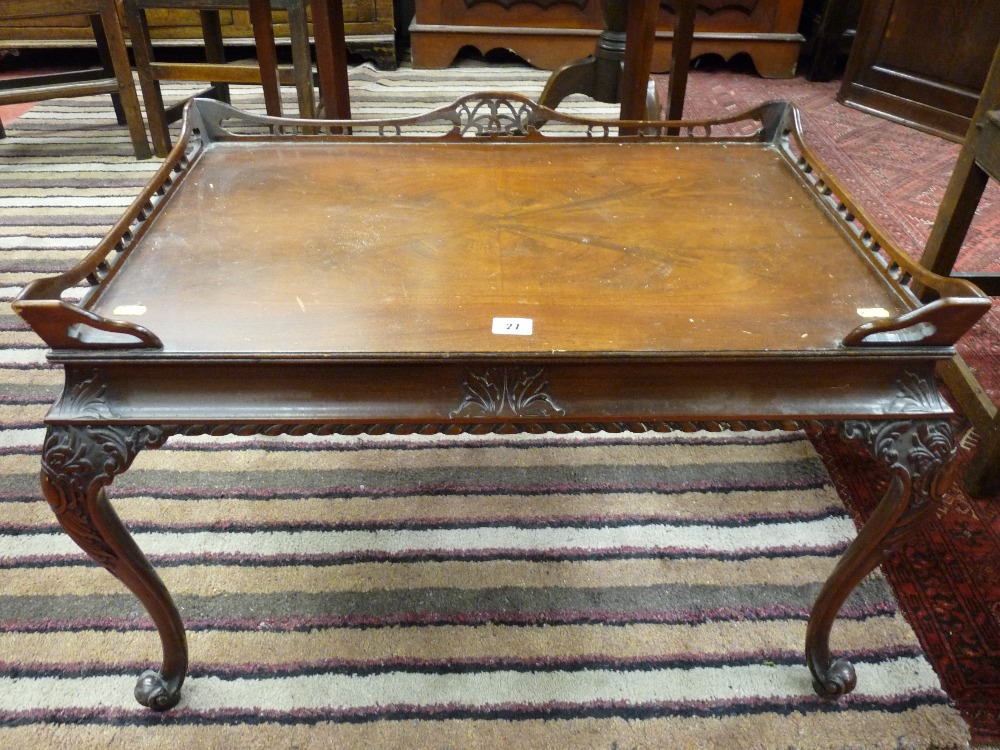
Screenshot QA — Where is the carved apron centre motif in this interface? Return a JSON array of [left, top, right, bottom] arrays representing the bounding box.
[[450, 367, 566, 419]]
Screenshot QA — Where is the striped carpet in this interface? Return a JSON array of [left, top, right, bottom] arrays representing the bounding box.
[[0, 61, 972, 749]]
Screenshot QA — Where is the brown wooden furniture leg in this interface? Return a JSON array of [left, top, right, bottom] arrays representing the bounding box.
[[199, 10, 231, 105], [311, 0, 352, 120], [539, 0, 627, 110], [95, 0, 152, 159], [664, 0, 695, 131], [541, 0, 693, 122], [806, 417, 956, 696], [40, 424, 187, 710], [32, 411, 960, 709], [619, 0, 659, 122], [124, 1, 172, 156], [966, 415, 1000, 497], [286, 0, 316, 119], [248, 0, 283, 117], [89, 12, 126, 124]]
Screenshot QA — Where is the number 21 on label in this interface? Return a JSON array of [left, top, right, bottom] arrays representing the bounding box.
[[492, 317, 533, 336]]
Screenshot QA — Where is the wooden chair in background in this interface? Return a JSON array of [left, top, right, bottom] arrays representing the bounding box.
[[122, 0, 319, 157], [247, 0, 351, 124], [0, 0, 150, 159], [918, 40, 1000, 497]]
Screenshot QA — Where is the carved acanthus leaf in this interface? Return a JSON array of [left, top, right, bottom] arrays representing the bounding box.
[[839, 416, 955, 556], [890, 371, 946, 414], [65, 373, 116, 420], [450, 367, 566, 419], [41, 425, 170, 568]]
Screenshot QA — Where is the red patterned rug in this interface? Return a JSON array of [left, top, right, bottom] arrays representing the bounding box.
[[654, 62, 1000, 742]]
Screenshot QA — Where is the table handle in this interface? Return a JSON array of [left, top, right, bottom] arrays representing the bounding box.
[[842, 296, 991, 347], [12, 296, 162, 350]]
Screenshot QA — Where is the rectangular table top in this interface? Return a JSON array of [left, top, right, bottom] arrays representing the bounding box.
[[16, 95, 987, 369], [86, 138, 906, 356]]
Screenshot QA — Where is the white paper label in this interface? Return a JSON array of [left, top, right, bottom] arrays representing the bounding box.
[[492, 317, 533, 336], [857, 307, 890, 318], [113, 305, 146, 316]]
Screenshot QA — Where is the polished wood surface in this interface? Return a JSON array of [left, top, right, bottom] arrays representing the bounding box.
[[90, 141, 904, 354], [13, 95, 990, 711]]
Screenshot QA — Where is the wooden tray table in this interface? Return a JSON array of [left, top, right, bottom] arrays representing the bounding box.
[[14, 94, 990, 710]]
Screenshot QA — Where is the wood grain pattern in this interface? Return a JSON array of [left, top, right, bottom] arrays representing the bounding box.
[[88, 140, 905, 354]]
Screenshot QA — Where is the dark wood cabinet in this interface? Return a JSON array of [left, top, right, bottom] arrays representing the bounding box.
[[799, 0, 862, 81], [0, 1, 397, 70], [411, 0, 805, 78], [838, 0, 1000, 141]]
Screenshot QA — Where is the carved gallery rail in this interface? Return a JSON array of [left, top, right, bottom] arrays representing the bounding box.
[[14, 95, 990, 710]]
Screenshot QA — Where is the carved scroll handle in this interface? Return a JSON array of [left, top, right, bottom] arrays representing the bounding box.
[[842, 296, 991, 347], [12, 297, 162, 350]]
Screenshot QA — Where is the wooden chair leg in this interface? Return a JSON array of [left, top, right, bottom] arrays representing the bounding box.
[[665, 0, 695, 133], [89, 12, 126, 124], [287, 0, 316, 119], [311, 0, 351, 120], [248, 0, 283, 117], [124, 0, 171, 157], [97, 0, 151, 159], [619, 0, 659, 124], [199, 9, 231, 104], [917, 164, 990, 295], [915, 40, 1000, 496]]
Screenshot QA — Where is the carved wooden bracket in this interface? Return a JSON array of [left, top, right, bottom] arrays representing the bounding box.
[[40, 424, 170, 569]]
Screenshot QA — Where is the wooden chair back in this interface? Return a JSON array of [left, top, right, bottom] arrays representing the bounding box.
[[918, 40, 1000, 497], [0, 0, 150, 159]]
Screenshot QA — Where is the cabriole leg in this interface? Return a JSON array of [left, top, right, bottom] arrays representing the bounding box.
[[806, 418, 956, 696], [40, 424, 186, 710]]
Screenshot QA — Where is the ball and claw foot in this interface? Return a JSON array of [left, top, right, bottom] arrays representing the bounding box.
[[811, 658, 857, 698], [135, 669, 182, 711]]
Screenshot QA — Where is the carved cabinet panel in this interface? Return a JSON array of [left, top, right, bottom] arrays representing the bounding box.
[[838, 0, 1000, 141], [410, 0, 805, 77], [0, 1, 397, 70]]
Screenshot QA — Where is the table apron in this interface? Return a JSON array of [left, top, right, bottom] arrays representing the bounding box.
[[46, 359, 953, 425]]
